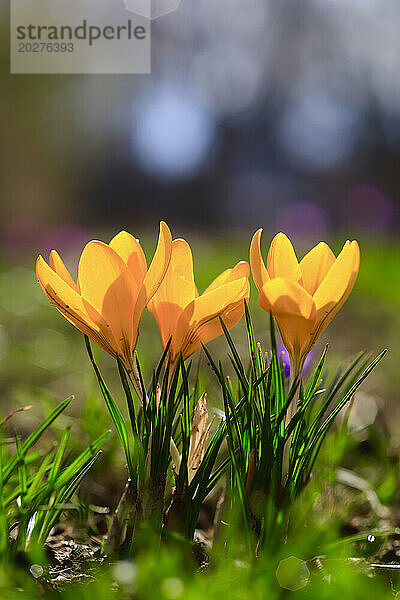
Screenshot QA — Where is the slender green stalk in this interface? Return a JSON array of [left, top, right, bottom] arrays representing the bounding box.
[[281, 358, 303, 485]]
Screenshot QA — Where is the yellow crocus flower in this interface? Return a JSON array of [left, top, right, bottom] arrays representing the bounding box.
[[250, 230, 360, 376], [148, 238, 250, 363], [36, 222, 172, 375]]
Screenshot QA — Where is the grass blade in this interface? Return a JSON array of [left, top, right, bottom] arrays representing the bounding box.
[[85, 336, 133, 479], [2, 397, 72, 484]]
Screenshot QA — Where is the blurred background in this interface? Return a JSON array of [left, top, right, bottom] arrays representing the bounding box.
[[2, 0, 400, 234], [0, 0, 399, 486]]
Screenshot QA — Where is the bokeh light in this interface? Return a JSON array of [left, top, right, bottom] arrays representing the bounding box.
[[132, 85, 217, 179]]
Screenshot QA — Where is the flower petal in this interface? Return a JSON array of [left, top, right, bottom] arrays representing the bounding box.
[[313, 240, 360, 334], [148, 238, 197, 348], [267, 232, 302, 282], [257, 278, 316, 362], [203, 260, 250, 294], [131, 222, 173, 349], [36, 255, 115, 356], [258, 278, 315, 319], [109, 231, 147, 288], [274, 313, 316, 363], [48, 250, 79, 292], [175, 277, 250, 360], [78, 241, 137, 357], [300, 242, 336, 296], [165, 238, 197, 304], [249, 228, 269, 293], [142, 221, 172, 304]]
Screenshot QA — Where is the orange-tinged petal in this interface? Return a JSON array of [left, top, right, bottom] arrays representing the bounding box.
[[142, 221, 172, 304], [36, 255, 115, 356], [78, 241, 138, 357], [164, 238, 197, 306], [174, 277, 250, 360], [249, 228, 269, 293], [273, 313, 316, 364], [109, 231, 147, 288], [150, 302, 182, 350], [131, 222, 173, 349], [267, 232, 302, 282], [257, 278, 316, 362], [203, 261, 250, 295], [180, 298, 247, 361], [300, 242, 336, 295], [258, 278, 315, 319], [313, 240, 359, 310], [148, 238, 197, 348], [312, 240, 360, 337], [48, 250, 79, 292]]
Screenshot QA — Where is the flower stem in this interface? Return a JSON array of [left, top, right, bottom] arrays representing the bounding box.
[[126, 355, 148, 406], [281, 356, 303, 486]]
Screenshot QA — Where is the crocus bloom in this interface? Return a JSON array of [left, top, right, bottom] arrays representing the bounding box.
[[148, 239, 250, 363], [36, 222, 172, 374], [250, 230, 360, 375]]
